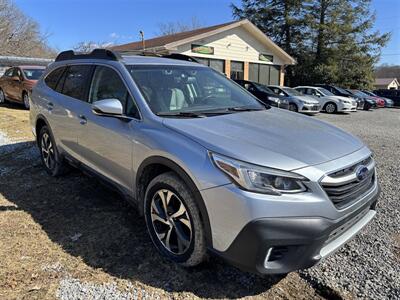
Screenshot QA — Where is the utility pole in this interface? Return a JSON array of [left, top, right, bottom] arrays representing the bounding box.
[[139, 31, 145, 50]]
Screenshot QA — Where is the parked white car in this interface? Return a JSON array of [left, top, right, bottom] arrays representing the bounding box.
[[295, 86, 357, 113]]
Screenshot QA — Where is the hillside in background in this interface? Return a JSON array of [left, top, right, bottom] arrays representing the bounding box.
[[374, 65, 400, 80]]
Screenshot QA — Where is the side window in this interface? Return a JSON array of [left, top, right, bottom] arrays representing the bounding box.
[[45, 67, 66, 91], [61, 65, 92, 101], [4, 68, 14, 77], [89, 66, 139, 118]]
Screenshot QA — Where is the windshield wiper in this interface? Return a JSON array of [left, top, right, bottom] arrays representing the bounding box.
[[226, 106, 266, 112], [156, 111, 206, 118]]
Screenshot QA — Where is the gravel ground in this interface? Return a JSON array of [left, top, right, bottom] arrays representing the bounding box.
[[0, 103, 399, 299], [304, 109, 400, 299]]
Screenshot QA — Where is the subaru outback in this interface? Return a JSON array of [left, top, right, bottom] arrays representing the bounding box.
[[30, 49, 380, 275]]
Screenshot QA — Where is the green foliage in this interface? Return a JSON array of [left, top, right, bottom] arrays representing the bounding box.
[[232, 0, 390, 89]]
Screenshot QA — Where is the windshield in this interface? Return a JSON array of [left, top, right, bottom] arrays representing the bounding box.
[[127, 65, 264, 115], [282, 87, 302, 96], [22, 69, 44, 80], [335, 86, 351, 95], [317, 88, 334, 96], [253, 82, 274, 94], [353, 90, 369, 97]]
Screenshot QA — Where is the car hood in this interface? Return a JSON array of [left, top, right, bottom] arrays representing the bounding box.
[[163, 108, 364, 171]]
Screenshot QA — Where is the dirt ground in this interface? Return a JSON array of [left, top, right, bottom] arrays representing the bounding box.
[[0, 103, 394, 300]]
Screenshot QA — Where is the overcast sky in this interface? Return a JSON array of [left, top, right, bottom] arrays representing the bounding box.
[[13, 0, 400, 65]]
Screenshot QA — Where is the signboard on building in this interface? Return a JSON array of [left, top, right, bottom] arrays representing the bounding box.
[[259, 53, 273, 62], [191, 44, 214, 55]]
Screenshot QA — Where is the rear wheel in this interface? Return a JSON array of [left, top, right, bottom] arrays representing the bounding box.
[[0, 88, 5, 104], [324, 102, 337, 114], [288, 103, 298, 112], [38, 125, 67, 176], [144, 172, 207, 267], [23, 92, 30, 109]]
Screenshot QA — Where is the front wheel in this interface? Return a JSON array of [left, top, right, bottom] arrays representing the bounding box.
[[38, 125, 67, 176], [23, 92, 30, 109], [324, 102, 337, 114], [144, 172, 207, 267], [288, 103, 298, 112], [0, 88, 6, 104]]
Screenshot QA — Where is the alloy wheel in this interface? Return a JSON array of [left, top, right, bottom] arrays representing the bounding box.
[[325, 103, 336, 113], [289, 103, 297, 112], [0, 89, 5, 103], [41, 132, 55, 170], [150, 189, 192, 255], [23, 93, 30, 109]]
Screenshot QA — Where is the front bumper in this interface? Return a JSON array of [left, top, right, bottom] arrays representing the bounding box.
[[214, 186, 379, 275], [300, 104, 320, 114]]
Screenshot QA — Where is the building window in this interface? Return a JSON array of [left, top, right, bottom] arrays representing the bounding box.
[[195, 57, 225, 73], [249, 63, 280, 85], [230, 61, 244, 80]]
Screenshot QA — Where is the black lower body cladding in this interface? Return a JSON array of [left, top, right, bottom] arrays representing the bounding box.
[[215, 187, 380, 275]]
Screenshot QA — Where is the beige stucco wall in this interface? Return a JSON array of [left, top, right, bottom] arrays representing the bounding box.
[[169, 26, 289, 85]]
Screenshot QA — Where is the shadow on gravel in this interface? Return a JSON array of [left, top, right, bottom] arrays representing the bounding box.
[[0, 141, 285, 298], [0, 102, 26, 110]]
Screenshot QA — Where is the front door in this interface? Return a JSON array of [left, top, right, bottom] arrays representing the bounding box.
[[78, 65, 140, 192]]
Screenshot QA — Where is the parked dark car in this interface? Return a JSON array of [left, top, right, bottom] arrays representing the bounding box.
[[345, 89, 378, 110], [373, 89, 400, 107], [362, 90, 394, 108], [0, 65, 45, 109], [312, 84, 365, 109], [234, 79, 289, 109]]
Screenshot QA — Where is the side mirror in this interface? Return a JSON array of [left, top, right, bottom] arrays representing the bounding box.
[[92, 99, 123, 116], [11, 76, 20, 82]]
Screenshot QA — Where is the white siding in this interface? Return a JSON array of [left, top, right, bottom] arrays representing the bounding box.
[[173, 27, 285, 65]]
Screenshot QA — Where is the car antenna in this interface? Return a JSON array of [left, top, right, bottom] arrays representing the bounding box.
[[139, 30, 145, 50]]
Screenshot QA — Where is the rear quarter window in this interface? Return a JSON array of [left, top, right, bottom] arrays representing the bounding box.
[[44, 67, 66, 90]]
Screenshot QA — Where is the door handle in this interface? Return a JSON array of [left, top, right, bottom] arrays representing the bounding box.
[[78, 114, 87, 125], [47, 102, 54, 111]]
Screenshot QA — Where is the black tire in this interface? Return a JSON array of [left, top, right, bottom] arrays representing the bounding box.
[[324, 102, 337, 114], [288, 103, 298, 112], [144, 172, 207, 267], [38, 125, 68, 177], [22, 91, 30, 109], [0, 88, 6, 104]]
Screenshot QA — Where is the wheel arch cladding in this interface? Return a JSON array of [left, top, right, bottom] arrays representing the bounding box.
[[136, 156, 213, 247], [35, 115, 49, 145]]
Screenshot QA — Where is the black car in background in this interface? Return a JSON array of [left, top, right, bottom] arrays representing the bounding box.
[[345, 89, 376, 110], [313, 84, 366, 109], [373, 89, 400, 107], [234, 79, 289, 109]]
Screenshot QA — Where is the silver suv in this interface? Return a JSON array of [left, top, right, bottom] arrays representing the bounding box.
[[30, 49, 380, 275]]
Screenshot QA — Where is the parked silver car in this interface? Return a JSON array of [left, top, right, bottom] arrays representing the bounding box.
[[30, 49, 380, 275], [268, 85, 320, 114], [295, 86, 357, 113]]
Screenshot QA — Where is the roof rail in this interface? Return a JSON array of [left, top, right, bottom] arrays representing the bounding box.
[[115, 50, 161, 57], [55, 49, 120, 62], [162, 53, 199, 63]]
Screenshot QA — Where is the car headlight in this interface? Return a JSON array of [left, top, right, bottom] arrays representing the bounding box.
[[211, 153, 308, 195], [269, 97, 280, 103]]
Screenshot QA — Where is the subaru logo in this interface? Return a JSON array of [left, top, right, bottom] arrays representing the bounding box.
[[355, 165, 369, 181]]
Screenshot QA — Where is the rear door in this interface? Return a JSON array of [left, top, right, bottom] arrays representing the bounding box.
[[47, 64, 94, 159], [77, 65, 139, 192]]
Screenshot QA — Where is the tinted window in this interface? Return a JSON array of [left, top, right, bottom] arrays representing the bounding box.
[[61, 65, 92, 101], [89, 66, 139, 118], [45, 67, 65, 90], [4, 68, 13, 77]]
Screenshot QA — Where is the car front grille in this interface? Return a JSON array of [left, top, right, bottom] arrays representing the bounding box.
[[320, 157, 376, 209]]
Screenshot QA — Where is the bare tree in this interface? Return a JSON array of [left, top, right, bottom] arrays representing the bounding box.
[[72, 41, 113, 52], [0, 0, 56, 58], [156, 17, 203, 36]]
